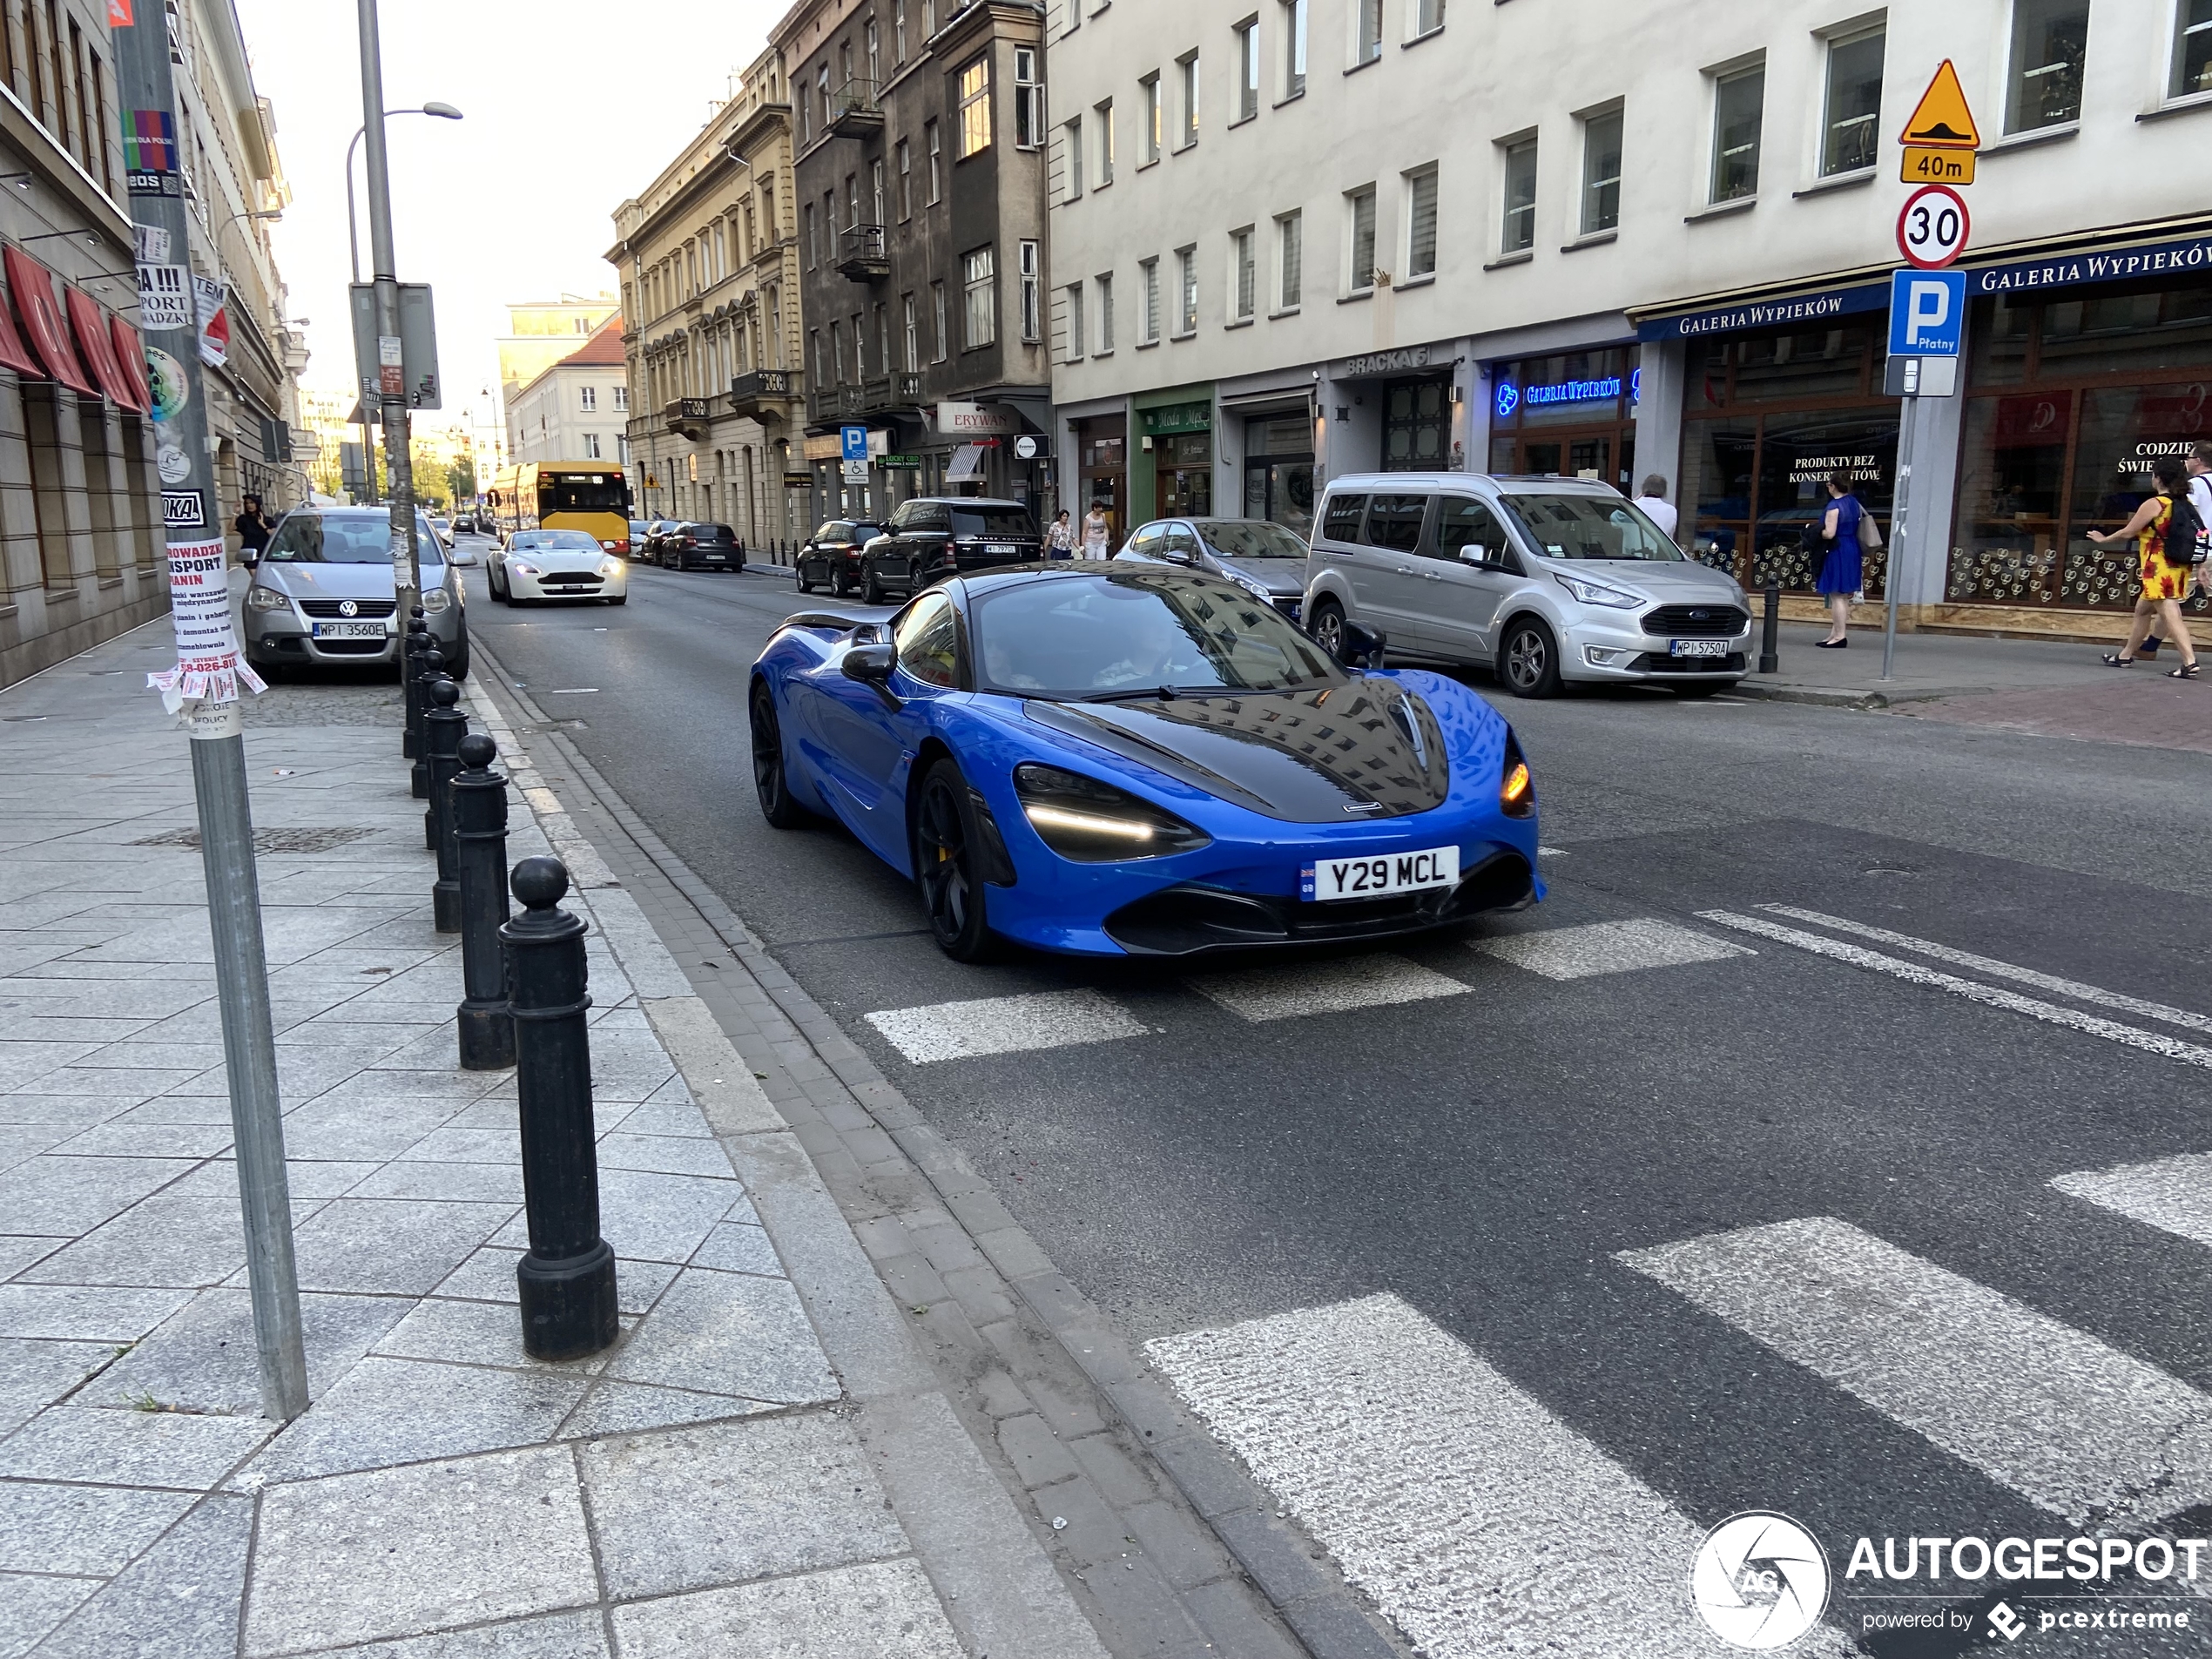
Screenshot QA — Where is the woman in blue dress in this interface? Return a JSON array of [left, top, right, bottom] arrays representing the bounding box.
[[1815, 469, 1865, 649]]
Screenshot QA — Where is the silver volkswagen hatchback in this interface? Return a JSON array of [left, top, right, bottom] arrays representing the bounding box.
[[241, 509, 467, 679], [1301, 474, 1750, 698]]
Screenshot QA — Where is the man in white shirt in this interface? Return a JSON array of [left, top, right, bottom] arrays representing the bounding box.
[[1632, 475, 1679, 542]]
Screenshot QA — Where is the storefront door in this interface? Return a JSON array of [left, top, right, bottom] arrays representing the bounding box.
[[1242, 412, 1315, 536], [1380, 375, 1452, 471], [1077, 416, 1126, 543]]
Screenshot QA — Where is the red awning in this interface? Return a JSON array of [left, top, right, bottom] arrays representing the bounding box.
[[106, 314, 151, 412], [65, 287, 133, 408], [0, 265, 43, 378], [3, 246, 94, 395]]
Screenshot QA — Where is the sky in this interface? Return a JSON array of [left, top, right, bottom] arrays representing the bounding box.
[[230, 0, 790, 434]]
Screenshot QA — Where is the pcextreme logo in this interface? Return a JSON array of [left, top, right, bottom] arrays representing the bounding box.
[[1690, 1512, 1831, 1649]]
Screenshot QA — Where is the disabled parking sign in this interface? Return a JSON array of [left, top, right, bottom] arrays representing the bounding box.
[[1887, 270, 1965, 358]]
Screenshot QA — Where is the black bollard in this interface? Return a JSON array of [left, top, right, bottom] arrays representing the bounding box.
[[401, 621, 429, 759], [503, 856, 617, 1359], [1759, 580, 1781, 675], [412, 647, 443, 799], [425, 678, 467, 922], [452, 732, 516, 1069]]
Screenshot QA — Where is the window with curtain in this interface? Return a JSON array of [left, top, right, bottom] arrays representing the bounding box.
[[1405, 165, 1437, 278], [1231, 227, 1255, 320], [1177, 246, 1197, 334], [958, 57, 992, 156], [1710, 63, 1764, 201], [2007, 0, 2088, 132], [962, 247, 996, 347], [1581, 108, 1622, 233], [1278, 211, 1302, 308], [1347, 185, 1376, 288]]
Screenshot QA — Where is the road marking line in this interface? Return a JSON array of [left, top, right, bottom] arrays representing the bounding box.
[[2053, 1152, 2212, 1250], [862, 988, 1149, 1064], [1620, 1216, 2212, 1526], [1473, 917, 1753, 981], [1186, 954, 1467, 1023], [1148, 1293, 1842, 1659], [1697, 910, 2212, 1071], [1760, 906, 2212, 1037]]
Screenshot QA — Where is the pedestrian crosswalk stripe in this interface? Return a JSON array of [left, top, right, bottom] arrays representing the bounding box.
[[862, 988, 1150, 1064], [2052, 1152, 2212, 1251], [1698, 910, 2212, 1072], [1473, 917, 1753, 981], [1186, 954, 1467, 1023], [1148, 1293, 1851, 1659], [1619, 1216, 2212, 1526], [1759, 906, 2212, 1037]]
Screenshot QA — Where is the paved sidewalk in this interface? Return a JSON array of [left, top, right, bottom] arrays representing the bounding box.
[[1736, 619, 2140, 708], [0, 624, 1097, 1656]]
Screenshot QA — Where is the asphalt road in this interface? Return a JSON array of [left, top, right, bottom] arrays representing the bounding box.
[[455, 536, 2212, 1656]]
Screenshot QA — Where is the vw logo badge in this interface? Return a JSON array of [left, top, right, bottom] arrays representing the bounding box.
[[338, 599, 359, 617]]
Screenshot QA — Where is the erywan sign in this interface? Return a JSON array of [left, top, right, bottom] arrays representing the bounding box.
[[2, 247, 95, 395]]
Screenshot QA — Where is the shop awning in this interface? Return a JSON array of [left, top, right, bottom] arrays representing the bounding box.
[[945, 442, 987, 482]]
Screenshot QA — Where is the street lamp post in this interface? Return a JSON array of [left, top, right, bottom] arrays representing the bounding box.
[[345, 105, 461, 286]]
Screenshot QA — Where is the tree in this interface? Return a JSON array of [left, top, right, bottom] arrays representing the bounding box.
[[448, 456, 477, 502], [409, 440, 450, 510]]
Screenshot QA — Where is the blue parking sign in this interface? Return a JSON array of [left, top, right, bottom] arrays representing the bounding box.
[[840, 424, 868, 463], [1887, 270, 1966, 358]]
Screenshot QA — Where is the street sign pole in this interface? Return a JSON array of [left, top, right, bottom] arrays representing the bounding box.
[[113, 0, 309, 1421], [354, 0, 421, 604], [1882, 389, 1919, 683]]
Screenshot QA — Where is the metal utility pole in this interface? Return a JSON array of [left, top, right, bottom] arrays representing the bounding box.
[[355, 0, 421, 598], [113, 0, 309, 1421], [1882, 386, 1921, 683]]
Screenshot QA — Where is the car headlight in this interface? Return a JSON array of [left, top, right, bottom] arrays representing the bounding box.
[[598, 558, 621, 577], [1553, 572, 1642, 609], [1501, 732, 1534, 819], [1226, 571, 1273, 604], [509, 561, 540, 577], [1012, 764, 1211, 862], [245, 584, 289, 612], [419, 588, 451, 612]]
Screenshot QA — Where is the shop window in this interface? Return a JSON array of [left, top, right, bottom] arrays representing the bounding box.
[[2175, 0, 2212, 98], [1500, 137, 1536, 253], [1954, 392, 2071, 607], [1968, 294, 2034, 388], [1710, 62, 1764, 202], [2006, 0, 2087, 133], [1821, 27, 1884, 176], [1579, 107, 1621, 235]]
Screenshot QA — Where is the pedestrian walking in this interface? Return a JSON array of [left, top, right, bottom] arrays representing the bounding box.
[[233, 493, 273, 563], [2090, 456, 2200, 678], [1046, 509, 1076, 559], [1813, 470, 1867, 649], [1082, 502, 1112, 560], [1632, 475, 1679, 541], [2129, 441, 2211, 657]]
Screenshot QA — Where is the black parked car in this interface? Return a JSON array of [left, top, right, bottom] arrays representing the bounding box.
[[794, 520, 886, 597], [660, 522, 744, 571], [856, 498, 1042, 603]]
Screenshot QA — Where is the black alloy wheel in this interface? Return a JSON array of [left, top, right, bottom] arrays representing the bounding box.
[[797, 560, 816, 594], [1308, 597, 1345, 658], [749, 681, 811, 828], [1501, 617, 1563, 698], [913, 759, 993, 961], [861, 563, 887, 605]]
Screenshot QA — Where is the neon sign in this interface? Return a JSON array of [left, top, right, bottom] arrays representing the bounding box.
[[1494, 369, 1640, 421]]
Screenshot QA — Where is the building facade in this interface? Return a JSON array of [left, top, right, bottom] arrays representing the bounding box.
[[505, 315, 631, 468], [496, 293, 620, 412], [775, 0, 1055, 528], [1046, 0, 2212, 632], [609, 48, 805, 543]]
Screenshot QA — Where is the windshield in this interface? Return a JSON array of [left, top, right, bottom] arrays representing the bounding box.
[[1498, 494, 1683, 561], [1198, 521, 1310, 562], [951, 507, 1038, 539], [536, 472, 629, 513], [974, 572, 1342, 698], [266, 516, 442, 564], [511, 530, 602, 552]]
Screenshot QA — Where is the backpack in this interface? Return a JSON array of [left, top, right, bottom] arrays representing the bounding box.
[[2164, 491, 2207, 569]]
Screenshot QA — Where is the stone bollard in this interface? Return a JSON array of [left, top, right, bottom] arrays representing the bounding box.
[[425, 678, 467, 925], [502, 856, 617, 1359], [1759, 581, 1782, 676], [402, 620, 429, 759], [452, 732, 516, 1069], [412, 646, 444, 800]]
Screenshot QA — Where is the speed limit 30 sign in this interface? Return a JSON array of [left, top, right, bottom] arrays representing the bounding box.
[[1896, 184, 1970, 269]]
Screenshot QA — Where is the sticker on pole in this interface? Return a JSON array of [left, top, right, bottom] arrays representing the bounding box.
[[161, 489, 206, 527], [137, 262, 192, 331], [1896, 185, 1970, 269], [147, 537, 266, 720]]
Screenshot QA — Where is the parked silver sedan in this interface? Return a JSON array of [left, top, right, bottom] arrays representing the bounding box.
[[241, 509, 467, 678]]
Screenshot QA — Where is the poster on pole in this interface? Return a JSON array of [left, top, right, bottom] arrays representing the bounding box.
[[145, 537, 265, 723], [192, 275, 229, 368]]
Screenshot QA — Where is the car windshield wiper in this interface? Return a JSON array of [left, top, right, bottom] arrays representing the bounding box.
[[1082, 685, 1182, 703]]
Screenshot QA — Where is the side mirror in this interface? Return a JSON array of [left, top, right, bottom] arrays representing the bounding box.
[[843, 642, 896, 688], [1456, 544, 1486, 565], [241, 553, 260, 570], [1337, 620, 1386, 670], [1163, 548, 1194, 565]]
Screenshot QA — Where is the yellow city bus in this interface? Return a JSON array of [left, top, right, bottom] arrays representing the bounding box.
[[488, 462, 634, 555]]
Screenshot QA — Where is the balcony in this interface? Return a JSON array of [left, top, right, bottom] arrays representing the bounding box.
[[828, 78, 883, 138], [835, 223, 890, 282], [664, 397, 712, 438], [729, 370, 799, 421], [807, 372, 922, 427]]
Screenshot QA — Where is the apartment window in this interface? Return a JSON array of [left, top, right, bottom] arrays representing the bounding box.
[[1095, 98, 1115, 182], [871, 158, 886, 226], [866, 18, 880, 85], [817, 64, 831, 132], [902, 293, 919, 369], [1140, 72, 1162, 163], [1356, 0, 1382, 64], [1710, 62, 1764, 201], [1346, 185, 1377, 289], [1821, 28, 1885, 175], [847, 174, 860, 233], [931, 280, 948, 360], [1580, 106, 1622, 233], [1403, 165, 1437, 277], [1176, 246, 1197, 334], [895, 0, 907, 62], [1231, 226, 1255, 320], [829, 320, 845, 383], [898, 138, 913, 217], [1501, 137, 1537, 253], [1415, 0, 1443, 33], [1015, 46, 1043, 147], [1063, 283, 1085, 361], [958, 56, 992, 156], [1177, 52, 1199, 147], [2174, 0, 2212, 96], [1233, 18, 1259, 121], [1283, 0, 1306, 97], [962, 246, 996, 347], [1020, 239, 1042, 341], [1277, 210, 1302, 307], [2007, 0, 2088, 132], [805, 201, 818, 267], [1140, 257, 1160, 341], [580, 386, 597, 412], [613, 386, 629, 413], [1096, 273, 1115, 351], [927, 120, 942, 200], [851, 314, 865, 381], [583, 433, 602, 459], [1063, 118, 1083, 201]]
